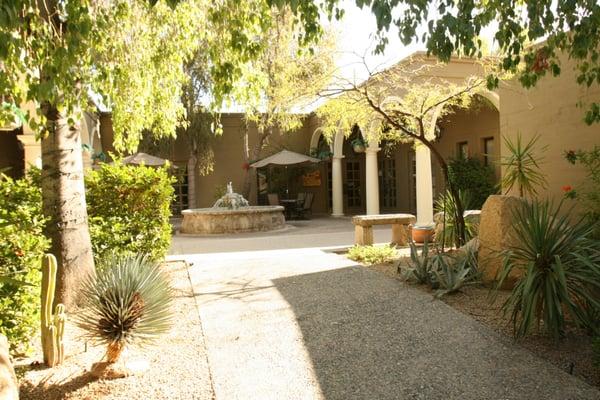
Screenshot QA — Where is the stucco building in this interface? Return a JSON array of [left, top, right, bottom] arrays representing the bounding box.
[[1, 51, 597, 223]]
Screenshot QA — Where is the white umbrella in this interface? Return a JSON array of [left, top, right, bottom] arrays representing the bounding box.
[[250, 150, 320, 168], [121, 152, 172, 167]]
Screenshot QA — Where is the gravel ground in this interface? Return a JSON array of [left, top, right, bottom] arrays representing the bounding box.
[[369, 259, 600, 389], [17, 261, 215, 400]]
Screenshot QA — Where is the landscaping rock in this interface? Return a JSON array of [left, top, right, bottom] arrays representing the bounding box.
[[0, 334, 18, 400], [478, 195, 524, 288]]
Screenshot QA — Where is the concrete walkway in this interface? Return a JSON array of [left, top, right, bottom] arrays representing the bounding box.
[[169, 237, 599, 400]]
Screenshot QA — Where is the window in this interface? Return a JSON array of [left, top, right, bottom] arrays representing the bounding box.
[[483, 137, 494, 166], [171, 164, 189, 215], [457, 141, 468, 158]]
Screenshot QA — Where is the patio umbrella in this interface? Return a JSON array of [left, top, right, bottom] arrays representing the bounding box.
[[120, 152, 172, 167], [249, 149, 320, 168], [250, 150, 321, 199]]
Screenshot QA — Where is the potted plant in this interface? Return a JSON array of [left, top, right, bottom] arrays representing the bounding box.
[[351, 137, 366, 153], [411, 223, 435, 244]]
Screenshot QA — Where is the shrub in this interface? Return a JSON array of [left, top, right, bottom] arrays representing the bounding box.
[[0, 170, 49, 352], [76, 254, 173, 364], [347, 244, 397, 265], [400, 239, 479, 297], [497, 200, 600, 340], [434, 189, 478, 246], [86, 162, 175, 262], [564, 146, 600, 240], [448, 156, 497, 208], [500, 133, 547, 197], [400, 241, 434, 284], [431, 240, 479, 297]]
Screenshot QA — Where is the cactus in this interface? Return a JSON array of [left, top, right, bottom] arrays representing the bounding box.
[[41, 254, 66, 367]]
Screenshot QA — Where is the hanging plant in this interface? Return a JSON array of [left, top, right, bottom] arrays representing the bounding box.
[[351, 137, 366, 153]]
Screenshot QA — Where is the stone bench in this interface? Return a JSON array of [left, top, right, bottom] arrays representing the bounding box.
[[352, 214, 416, 246]]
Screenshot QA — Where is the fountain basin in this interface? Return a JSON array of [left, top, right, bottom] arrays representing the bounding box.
[[180, 206, 286, 234]]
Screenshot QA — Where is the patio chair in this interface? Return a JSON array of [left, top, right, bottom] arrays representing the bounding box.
[[297, 192, 314, 219], [267, 193, 280, 206]]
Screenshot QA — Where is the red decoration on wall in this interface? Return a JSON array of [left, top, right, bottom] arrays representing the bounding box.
[[242, 162, 250, 171]]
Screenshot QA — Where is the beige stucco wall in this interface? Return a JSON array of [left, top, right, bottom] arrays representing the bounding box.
[[498, 52, 600, 204], [191, 114, 331, 213], [431, 101, 501, 199]]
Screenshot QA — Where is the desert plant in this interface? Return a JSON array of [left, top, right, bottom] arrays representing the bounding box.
[[76, 254, 173, 365], [448, 156, 497, 208], [400, 241, 434, 285], [40, 254, 66, 367], [434, 189, 478, 248], [85, 162, 175, 262], [347, 244, 397, 265], [432, 241, 480, 297], [564, 146, 600, 240], [500, 133, 547, 197], [497, 200, 600, 340], [0, 170, 49, 353]]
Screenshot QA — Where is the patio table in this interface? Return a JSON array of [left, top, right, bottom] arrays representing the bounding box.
[[280, 199, 299, 219]]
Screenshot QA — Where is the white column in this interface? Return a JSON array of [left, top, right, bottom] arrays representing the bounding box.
[[415, 144, 434, 224], [331, 155, 344, 217], [365, 144, 380, 215]]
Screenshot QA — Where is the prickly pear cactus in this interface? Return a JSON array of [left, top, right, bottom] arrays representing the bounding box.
[[41, 254, 66, 367]]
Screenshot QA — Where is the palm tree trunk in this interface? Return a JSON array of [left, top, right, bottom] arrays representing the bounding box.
[[41, 105, 95, 310]]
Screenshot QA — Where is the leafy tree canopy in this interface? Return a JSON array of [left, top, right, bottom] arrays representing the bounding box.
[[271, 0, 600, 124]]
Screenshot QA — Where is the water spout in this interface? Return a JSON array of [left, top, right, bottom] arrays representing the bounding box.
[[213, 182, 249, 210]]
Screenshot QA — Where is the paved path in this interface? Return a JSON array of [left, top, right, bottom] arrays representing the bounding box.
[[170, 242, 600, 400]]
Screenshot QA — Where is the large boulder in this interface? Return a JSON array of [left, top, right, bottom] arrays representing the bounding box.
[[478, 195, 524, 288], [0, 334, 18, 400]]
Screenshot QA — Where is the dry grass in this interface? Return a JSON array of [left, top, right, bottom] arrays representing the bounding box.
[[16, 261, 214, 400]]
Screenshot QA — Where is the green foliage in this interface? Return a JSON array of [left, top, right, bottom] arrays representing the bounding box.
[[85, 162, 175, 262], [500, 133, 547, 198], [401, 241, 433, 285], [434, 190, 478, 246], [75, 254, 173, 349], [448, 156, 497, 208], [564, 146, 600, 240], [431, 240, 480, 298], [400, 239, 479, 297], [318, 0, 600, 124], [347, 244, 397, 265], [0, 171, 49, 353], [497, 200, 600, 340], [594, 336, 600, 368]]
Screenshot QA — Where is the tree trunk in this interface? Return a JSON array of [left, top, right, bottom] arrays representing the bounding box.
[[41, 106, 95, 310], [241, 126, 270, 200], [421, 138, 466, 248]]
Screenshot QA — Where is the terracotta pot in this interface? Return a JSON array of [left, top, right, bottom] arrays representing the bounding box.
[[411, 225, 435, 244]]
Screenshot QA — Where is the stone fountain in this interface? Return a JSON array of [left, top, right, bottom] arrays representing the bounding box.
[[180, 182, 285, 234]]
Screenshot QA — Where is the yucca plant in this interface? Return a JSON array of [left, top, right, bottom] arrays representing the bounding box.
[[434, 189, 477, 248], [500, 133, 547, 197], [497, 200, 600, 340], [76, 254, 173, 364]]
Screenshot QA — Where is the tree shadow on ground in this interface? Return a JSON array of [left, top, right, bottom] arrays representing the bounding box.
[[272, 266, 599, 400], [19, 371, 98, 400]]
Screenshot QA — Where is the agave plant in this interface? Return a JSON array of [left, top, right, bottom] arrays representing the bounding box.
[[497, 200, 600, 340], [432, 241, 480, 298], [400, 240, 433, 284], [76, 254, 173, 363]]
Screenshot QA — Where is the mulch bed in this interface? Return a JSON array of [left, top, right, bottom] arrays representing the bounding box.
[[364, 260, 600, 389], [16, 261, 215, 400]]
